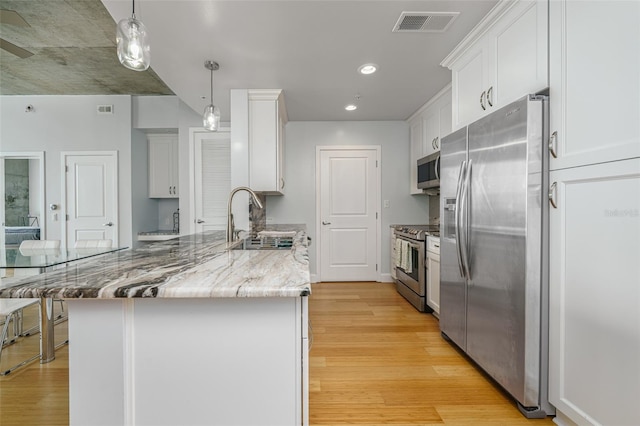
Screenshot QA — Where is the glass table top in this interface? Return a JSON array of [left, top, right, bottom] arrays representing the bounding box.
[[1, 246, 127, 269]]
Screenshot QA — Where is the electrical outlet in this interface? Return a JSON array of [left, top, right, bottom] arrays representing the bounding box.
[[383, 200, 390, 208]]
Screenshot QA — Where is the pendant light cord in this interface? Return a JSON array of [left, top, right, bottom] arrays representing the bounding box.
[[132, 0, 136, 18], [210, 67, 214, 105]]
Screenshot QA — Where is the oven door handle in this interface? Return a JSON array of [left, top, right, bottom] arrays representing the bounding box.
[[408, 242, 421, 251], [397, 238, 421, 252], [454, 160, 467, 279]]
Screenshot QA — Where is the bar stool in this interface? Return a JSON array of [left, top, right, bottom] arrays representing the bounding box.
[[74, 239, 113, 249], [0, 295, 40, 376]]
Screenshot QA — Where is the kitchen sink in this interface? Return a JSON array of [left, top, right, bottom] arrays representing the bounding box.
[[232, 237, 293, 250]]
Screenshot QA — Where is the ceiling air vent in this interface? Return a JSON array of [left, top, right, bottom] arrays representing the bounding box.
[[393, 12, 459, 33], [97, 104, 114, 115]]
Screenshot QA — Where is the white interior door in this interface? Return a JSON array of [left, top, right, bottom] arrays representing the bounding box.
[[318, 147, 379, 281], [194, 131, 231, 233], [63, 152, 118, 248]]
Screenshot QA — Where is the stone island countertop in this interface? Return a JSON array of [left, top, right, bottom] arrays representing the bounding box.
[[0, 225, 310, 299]]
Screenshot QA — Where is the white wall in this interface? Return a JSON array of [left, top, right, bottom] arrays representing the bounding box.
[[268, 121, 429, 280], [0, 95, 133, 247], [131, 128, 158, 246], [131, 95, 203, 237]]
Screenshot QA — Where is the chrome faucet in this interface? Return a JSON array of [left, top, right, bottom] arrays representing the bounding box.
[[227, 186, 264, 243]]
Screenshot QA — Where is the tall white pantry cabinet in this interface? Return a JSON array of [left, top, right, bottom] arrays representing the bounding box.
[[547, 1, 640, 426]]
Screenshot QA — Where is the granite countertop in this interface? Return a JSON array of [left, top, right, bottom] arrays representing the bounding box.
[[0, 225, 310, 299]]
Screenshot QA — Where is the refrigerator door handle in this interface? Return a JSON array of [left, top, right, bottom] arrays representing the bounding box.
[[454, 161, 467, 278], [460, 159, 472, 281]]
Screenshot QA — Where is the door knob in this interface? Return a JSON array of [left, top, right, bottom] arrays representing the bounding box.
[[103, 222, 113, 227], [322, 221, 331, 225], [197, 219, 205, 224]]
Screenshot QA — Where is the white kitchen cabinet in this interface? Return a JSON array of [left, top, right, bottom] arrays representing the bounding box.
[[442, 0, 548, 130], [248, 89, 287, 194], [549, 0, 640, 171], [148, 133, 179, 198], [547, 4, 640, 424], [548, 158, 640, 426], [426, 236, 440, 315], [408, 84, 452, 194]]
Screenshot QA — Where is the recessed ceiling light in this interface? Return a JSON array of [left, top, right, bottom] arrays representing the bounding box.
[[345, 104, 357, 111], [358, 63, 378, 75]]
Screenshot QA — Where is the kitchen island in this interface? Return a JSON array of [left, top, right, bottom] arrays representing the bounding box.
[[0, 227, 310, 426]]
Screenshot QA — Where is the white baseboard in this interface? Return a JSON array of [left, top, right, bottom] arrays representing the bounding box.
[[311, 273, 394, 283], [553, 411, 578, 426], [379, 273, 394, 283]]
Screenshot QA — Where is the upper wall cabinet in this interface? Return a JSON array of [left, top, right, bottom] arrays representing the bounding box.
[[548, 0, 640, 171], [148, 133, 179, 198], [248, 90, 287, 195], [408, 85, 452, 195], [442, 0, 548, 131]]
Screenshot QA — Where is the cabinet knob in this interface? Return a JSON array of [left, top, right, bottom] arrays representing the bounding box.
[[196, 219, 205, 224], [280, 178, 285, 190], [486, 86, 494, 107], [103, 222, 114, 227], [480, 91, 486, 110], [322, 221, 331, 225]]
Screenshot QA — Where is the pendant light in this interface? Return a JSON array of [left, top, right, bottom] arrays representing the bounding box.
[[203, 60, 220, 132], [116, 0, 150, 71]]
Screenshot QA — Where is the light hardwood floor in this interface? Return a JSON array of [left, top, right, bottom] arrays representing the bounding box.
[[309, 282, 555, 426], [0, 304, 69, 426], [0, 283, 555, 425]]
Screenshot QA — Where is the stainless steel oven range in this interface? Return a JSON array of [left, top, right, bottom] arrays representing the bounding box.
[[393, 225, 439, 312]]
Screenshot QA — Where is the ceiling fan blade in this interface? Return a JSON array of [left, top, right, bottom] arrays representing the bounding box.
[[0, 9, 30, 27], [0, 38, 34, 58]]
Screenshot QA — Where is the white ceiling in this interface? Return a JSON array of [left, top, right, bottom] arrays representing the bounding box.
[[100, 0, 498, 122]]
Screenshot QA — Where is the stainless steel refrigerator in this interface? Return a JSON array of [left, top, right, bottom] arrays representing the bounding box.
[[439, 95, 554, 418]]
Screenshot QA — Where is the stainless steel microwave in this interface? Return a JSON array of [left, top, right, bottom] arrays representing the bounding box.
[[417, 152, 440, 189]]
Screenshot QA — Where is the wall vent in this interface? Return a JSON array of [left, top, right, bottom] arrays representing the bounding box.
[[97, 104, 114, 114], [392, 12, 459, 33]]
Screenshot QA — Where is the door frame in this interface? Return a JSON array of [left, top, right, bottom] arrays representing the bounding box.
[[0, 151, 46, 245], [60, 151, 118, 250], [188, 127, 231, 235], [315, 145, 381, 282]]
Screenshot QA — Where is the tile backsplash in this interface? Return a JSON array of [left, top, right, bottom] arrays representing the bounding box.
[[249, 193, 267, 236], [429, 195, 440, 226]]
